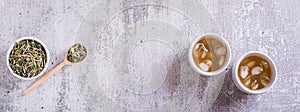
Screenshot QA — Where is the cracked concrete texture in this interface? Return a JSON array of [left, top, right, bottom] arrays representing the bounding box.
[[0, 0, 299, 111]]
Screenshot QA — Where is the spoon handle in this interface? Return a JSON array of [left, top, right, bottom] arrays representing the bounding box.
[[23, 61, 66, 96]]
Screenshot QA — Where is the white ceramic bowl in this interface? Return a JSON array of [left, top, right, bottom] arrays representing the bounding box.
[[6, 37, 50, 80], [232, 51, 277, 94], [188, 33, 232, 76]]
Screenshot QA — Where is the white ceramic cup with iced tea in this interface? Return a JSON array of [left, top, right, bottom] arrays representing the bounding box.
[[188, 33, 231, 76], [232, 51, 277, 94]]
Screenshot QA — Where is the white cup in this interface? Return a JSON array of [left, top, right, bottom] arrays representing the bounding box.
[[188, 33, 232, 76], [6, 37, 50, 80], [232, 51, 277, 94]]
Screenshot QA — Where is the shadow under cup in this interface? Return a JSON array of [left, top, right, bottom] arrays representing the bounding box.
[[188, 34, 232, 76]]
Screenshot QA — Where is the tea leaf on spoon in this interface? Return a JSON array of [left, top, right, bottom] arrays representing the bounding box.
[[67, 43, 87, 63]]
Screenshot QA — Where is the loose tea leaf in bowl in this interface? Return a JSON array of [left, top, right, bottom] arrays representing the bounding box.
[[8, 39, 47, 78], [67, 43, 87, 63]]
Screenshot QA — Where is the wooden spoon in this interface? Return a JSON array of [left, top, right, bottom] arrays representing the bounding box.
[[23, 43, 87, 96]]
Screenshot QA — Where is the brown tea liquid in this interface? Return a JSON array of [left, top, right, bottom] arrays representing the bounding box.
[[192, 37, 227, 72], [238, 56, 272, 90]]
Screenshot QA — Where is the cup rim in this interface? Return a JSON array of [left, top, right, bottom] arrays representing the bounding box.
[[232, 51, 277, 94], [188, 33, 232, 76], [6, 37, 50, 80]]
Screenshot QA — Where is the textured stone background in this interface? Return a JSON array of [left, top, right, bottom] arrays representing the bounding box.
[[0, 0, 300, 112]]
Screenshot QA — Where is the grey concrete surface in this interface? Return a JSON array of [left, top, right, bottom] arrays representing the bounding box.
[[0, 0, 300, 112]]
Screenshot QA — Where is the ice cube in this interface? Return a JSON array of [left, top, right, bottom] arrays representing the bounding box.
[[261, 73, 271, 86], [251, 66, 263, 75], [261, 78, 269, 87], [211, 40, 219, 46], [198, 62, 209, 72], [260, 60, 269, 69], [214, 44, 226, 56], [200, 43, 208, 58], [195, 43, 201, 50], [244, 75, 251, 86], [203, 59, 212, 67], [205, 52, 212, 59], [246, 61, 255, 68], [193, 48, 199, 59], [240, 66, 249, 78], [195, 43, 208, 58], [201, 51, 207, 58], [251, 80, 259, 90], [199, 43, 208, 52], [218, 56, 225, 66]]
